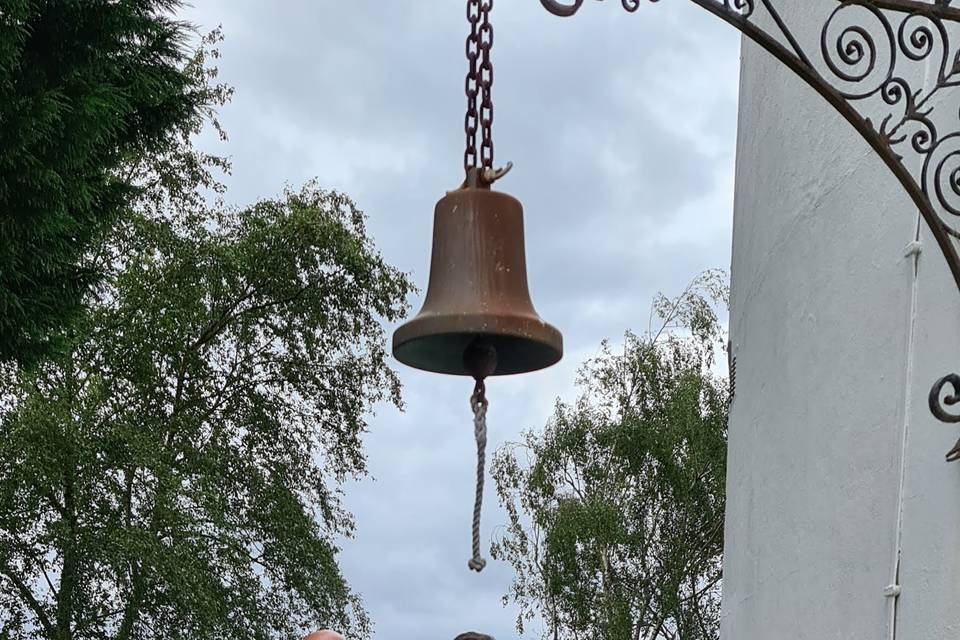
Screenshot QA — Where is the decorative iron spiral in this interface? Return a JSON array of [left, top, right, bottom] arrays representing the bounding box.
[[930, 374, 960, 424], [925, 135, 960, 227], [820, 3, 896, 99]]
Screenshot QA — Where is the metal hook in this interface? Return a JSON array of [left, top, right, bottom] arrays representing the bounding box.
[[481, 161, 513, 185]]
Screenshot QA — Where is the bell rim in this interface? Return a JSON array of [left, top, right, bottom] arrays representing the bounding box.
[[392, 312, 563, 377]]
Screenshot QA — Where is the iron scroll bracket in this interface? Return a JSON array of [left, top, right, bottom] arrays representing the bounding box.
[[541, 0, 960, 460]]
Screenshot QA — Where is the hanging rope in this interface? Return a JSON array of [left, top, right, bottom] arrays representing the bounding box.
[[468, 379, 488, 572]]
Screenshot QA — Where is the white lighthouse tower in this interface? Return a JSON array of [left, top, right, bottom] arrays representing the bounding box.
[[721, 4, 960, 639]]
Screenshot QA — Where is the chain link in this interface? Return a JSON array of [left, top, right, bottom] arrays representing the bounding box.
[[465, 0, 494, 171], [464, 0, 480, 170]]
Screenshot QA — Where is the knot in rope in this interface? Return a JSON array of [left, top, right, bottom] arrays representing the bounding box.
[[468, 379, 489, 572]]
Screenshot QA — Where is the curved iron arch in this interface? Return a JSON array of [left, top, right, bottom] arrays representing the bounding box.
[[541, 0, 960, 458]]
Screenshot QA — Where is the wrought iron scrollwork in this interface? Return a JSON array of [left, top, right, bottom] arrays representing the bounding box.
[[930, 374, 960, 460], [540, 0, 960, 460]]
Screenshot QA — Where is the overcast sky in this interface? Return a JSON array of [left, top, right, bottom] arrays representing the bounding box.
[[181, 2, 740, 638]]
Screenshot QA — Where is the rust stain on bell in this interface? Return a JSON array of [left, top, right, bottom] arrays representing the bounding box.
[[393, 183, 563, 376]]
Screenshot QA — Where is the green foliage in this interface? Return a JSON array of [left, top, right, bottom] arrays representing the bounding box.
[[0, 183, 412, 639], [0, 0, 229, 366], [492, 271, 729, 640]]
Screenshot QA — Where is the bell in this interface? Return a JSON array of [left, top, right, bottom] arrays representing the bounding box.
[[393, 178, 563, 377]]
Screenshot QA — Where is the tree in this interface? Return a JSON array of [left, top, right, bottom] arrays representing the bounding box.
[[0, 0, 228, 366], [0, 182, 412, 639], [491, 271, 730, 640]]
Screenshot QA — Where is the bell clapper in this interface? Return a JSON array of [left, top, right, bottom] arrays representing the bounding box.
[[463, 338, 498, 380], [464, 339, 497, 572]]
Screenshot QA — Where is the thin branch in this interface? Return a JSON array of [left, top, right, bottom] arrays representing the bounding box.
[[0, 563, 55, 636]]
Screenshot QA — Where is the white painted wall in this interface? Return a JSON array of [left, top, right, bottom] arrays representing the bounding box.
[[721, 5, 960, 639]]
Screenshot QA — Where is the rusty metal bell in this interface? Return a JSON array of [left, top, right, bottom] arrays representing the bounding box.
[[393, 180, 562, 377]]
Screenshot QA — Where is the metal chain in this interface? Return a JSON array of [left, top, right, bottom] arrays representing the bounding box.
[[464, 0, 480, 170], [478, 0, 494, 169], [464, 0, 494, 171]]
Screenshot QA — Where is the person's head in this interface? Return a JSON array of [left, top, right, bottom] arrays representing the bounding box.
[[454, 634, 494, 640], [303, 631, 344, 640]]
